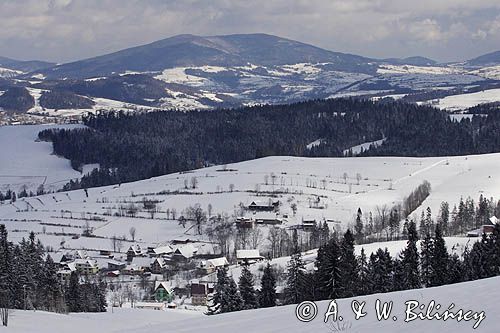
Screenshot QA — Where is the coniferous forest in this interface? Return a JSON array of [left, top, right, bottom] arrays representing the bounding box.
[[0, 225, 106, 317], [38, 98, 500, 190]]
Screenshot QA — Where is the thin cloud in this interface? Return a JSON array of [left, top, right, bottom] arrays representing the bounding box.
[[0, 0, 499, 63]]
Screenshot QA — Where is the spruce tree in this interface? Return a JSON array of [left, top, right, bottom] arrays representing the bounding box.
[[238, 265, 258, 309], [354, 208, 364, 243], [429, 224, 449, 286], [357, 248, 370, 296], [259, 263, 276, 308], [400, 221, 420, 289], [284, 252, 307, 304], [367, 248, 394, 293], [420, 232, 434, 287], [66, 272, 81, 312], [207, 267, 243, 314], [338, 230, 359, 298], [315, 237, 341, 300]]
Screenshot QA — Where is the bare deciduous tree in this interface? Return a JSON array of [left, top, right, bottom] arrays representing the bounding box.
[[186, 204, 207, 235], [250, 228, 263, 249], [129, 227, 136, 241], [191, 177, 198, 189]]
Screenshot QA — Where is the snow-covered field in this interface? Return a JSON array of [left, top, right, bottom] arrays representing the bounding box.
[[0, 124, 86, 193], [426, 88, 500, 111], [25, 88, 158, 118], [1, 148, 500, 253], [3, 276, 498, 332]]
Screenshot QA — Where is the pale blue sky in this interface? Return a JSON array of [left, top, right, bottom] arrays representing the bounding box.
[[1, 0, 499, 63]]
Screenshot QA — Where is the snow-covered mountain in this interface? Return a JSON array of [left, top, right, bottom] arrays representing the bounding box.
[[2, 34, 500, 118]]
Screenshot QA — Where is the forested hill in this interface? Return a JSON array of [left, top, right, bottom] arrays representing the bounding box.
[[39, 98, 500, 190]]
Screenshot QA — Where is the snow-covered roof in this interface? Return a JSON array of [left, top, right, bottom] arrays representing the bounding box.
[[153, 245, 174, 255], [74, 258, 98, 268], [174, 244, 198, 258], [131, 256, 152, 268], [153, 257, 166, 268], [206, 257, 229, 268], [155, 281, 173, 293], [107, 259, 126, 266], [236, 249, 261, 260]]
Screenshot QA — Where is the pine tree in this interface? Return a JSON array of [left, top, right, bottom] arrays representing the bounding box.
[[315, 237, 341, 300], [338, 230, 359, 298], [238, 265, 258, 309], [259, 263, 276, 308], [284, 252, 307, 304], [400, 221, 420, 289]]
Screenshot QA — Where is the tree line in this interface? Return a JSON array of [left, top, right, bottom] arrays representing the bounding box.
[[37, 98, 500, 190]]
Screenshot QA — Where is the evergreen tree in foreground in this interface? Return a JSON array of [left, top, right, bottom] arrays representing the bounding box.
[[400, 221, 420, 290], [284, 252, 307, 304], [338, 230, 359, 298], [259, 263, 276, 308], [315, 237, 341, 300], [429, 224, 450, 287], [207, 267, 243, 315], [238, 265, 258, 309]]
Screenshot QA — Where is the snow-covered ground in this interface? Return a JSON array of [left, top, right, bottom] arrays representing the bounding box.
[[0, 124, 88, 193], [3, 276, 499, 332], [425, 88, 500, 111], [25, 88, 158, 118], [377, 64, 464, 75], [1, 150, 500, 253]]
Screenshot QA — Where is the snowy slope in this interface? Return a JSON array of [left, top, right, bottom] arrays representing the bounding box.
[[3, 276, 499, 332], [1, 151, 500, 253], [428, 88, 500, 111]]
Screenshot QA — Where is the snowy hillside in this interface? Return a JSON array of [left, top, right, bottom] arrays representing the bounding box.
[[425, 88, 500, 111], [1, 151, 499, 253], [3, 276, 498, 332]]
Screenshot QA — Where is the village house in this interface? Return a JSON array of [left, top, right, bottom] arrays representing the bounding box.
[[190, 283, 208, 306], [172, 244, 198, 262], [107, 259, 126, 271], [198, 257, 229, 274], [127, 244, 145, 262], [56, 262, 77, 285], [150, 257, 167, 274], [254, 212, 285, 225], [152, 245, 174, 257], [247, 200, 279, 212], [301, 217, 317, 231], [236, 249, 264, 265], [74, 258, 99, 275], [154, 281, 175, 302], [235, 216, 254, 228]]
